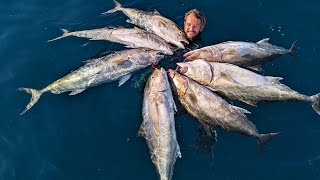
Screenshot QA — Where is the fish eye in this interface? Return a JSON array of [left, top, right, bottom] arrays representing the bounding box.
[[179, 31, 182, 34]]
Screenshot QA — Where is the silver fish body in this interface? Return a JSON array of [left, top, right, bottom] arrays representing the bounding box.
[[140, 68, 181, 180], [106, 0, 188, 49], [168, 70, 280, 149], [183, 38, 296, 71], [48, 27, 174, 55], [176, 59, 320, 115], [19, 49, 164, 115]]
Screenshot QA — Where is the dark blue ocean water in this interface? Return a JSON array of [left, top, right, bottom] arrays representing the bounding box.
[[1, 0, 320, 179]]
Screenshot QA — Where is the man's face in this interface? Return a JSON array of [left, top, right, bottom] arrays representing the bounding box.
[[184, 13, 204, 41]]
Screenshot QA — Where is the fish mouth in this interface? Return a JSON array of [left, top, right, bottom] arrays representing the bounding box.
[[176, 63, 188, 74], [167, 69, 176, 79], [152, 51, 165, 58], [175, 40, 189, 49]]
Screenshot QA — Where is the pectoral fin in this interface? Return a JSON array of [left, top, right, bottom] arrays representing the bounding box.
[[118, 74, 132, 87], [233, 106, 251, 114], [112, 59, 130, 66], [137, 122, 146, 137], [69, 89, 85, 95], [126, 19, 133, 24], [241, 99, 257, 107], [248, 65, 262, 72], [219, 72, 241, 85]]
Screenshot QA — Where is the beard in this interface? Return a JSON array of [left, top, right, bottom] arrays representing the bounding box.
[[187, 32, 198, 41]]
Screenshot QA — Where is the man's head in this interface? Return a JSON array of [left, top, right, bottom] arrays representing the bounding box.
[[184, 9, 206, 41]]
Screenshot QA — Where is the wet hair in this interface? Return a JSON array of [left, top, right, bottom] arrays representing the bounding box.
[[184, 9, 206, 28]]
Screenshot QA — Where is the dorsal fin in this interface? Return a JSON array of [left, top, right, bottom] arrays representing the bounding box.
[[152, 10, 160, 15], [256, 38, 271, 45], [266, 76, 283, 83]]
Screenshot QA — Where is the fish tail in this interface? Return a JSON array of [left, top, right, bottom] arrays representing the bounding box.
[[104, 0, 122, 14], [257, 132, 282, 151], [47, 28, 71, 42], [18, 88, 44, 115], [289, 40, 297, 57], [310, 93, 320, 115]]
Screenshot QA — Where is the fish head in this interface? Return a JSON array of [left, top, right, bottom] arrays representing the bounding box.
[[176, 59, 213, 85], [167, 69, 188, 96], [133, 49, 164, 65], [166, 24, 189, 49], [148, 68, 169, 92]]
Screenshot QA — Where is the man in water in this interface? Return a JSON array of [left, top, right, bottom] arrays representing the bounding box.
[[183, 9, 206, 50], [133, 9, 206, 87], [161, 9, 205, 69]]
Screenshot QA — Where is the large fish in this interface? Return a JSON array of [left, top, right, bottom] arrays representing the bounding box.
[[183, 38, 296, 71], [18, 49, 164, 115], [176, 59, 320, 115], [105, 0, 189, 49], [168, 69, 280, 150], [48, 27, 174, 55], [139, 68, 181, 180]]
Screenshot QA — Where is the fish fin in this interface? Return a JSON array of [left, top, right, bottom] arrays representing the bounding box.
[[83, 58, 97, 64], [125, 44, 136, 48], [18, 88, 44, 115], [69, 89, 85, 95], [104, 0, 122, 14], [173, 100, 178, 113], [233, 106, 251, 114], [310, 93, 320, 115], [118, 74, 132, 87], [176, 145, 182, 158], [219, 72, 241, 85], [152, 10, 161, 15], [256, 38, 270, 44], [137, 122, 146, 137], [126, 19, 133, 24], [156, 18, 167, 27], [266, 76, 283, 83], [112, 59, 129, 66], [47, 28, 70, 42], [257, 132, 282, 152], [289, 40, 297, 57], [205, 86, 218, 92], [247, 65, 262, 72], [200, 122, 213, 137], [241, 99, 257, 107], [134, 26, 145, 33]]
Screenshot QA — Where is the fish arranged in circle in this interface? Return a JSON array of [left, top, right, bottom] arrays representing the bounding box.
[[18, 0, 319, 180]]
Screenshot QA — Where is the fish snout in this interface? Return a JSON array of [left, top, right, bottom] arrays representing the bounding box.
[[176, 64, 188, 74], [151, 50, 165, 60], [167, 69, 176, 79], [180, 40, 190, 49]]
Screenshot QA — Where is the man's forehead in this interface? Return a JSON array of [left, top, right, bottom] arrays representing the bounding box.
[[185, 14, 202, 24]]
